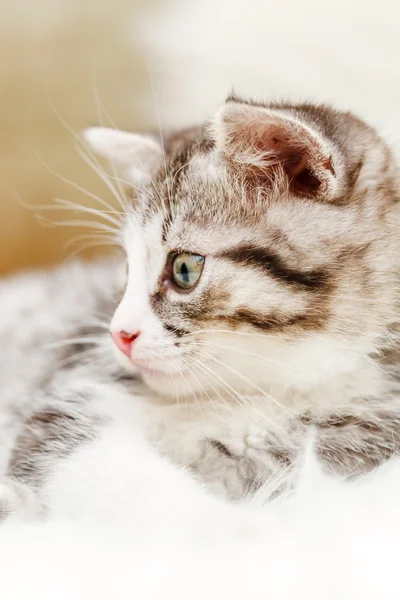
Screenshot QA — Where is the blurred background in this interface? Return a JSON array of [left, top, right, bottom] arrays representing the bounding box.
[[1, 0, 399, 274]]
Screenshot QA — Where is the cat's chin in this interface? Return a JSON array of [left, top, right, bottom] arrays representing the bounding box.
[[112, 350, 186, 396], [140, 369, 187, 397], [139, 361, 217, 399]]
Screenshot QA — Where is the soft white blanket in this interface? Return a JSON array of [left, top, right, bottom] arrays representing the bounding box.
[[0, 434, 398, 600]]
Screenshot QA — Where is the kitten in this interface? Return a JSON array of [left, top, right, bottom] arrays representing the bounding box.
[[0, 96, 399, 513]]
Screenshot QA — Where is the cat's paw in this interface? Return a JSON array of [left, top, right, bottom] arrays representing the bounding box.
[[0, 477, 41, 521]]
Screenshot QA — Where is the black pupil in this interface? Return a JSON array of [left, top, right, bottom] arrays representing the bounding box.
[[180, 261, 190, 284]]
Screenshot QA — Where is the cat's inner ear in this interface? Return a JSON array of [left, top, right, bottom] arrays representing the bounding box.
[[83, 127, 163, 187], [213, 102, 337, 198]]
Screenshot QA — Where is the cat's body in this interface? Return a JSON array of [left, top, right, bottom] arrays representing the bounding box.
[[0, 98, 399, 514]]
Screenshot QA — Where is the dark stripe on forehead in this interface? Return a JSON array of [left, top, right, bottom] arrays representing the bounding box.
[[217, 244, 327, 290]]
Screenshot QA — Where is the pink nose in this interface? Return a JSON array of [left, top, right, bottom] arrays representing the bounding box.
[[111, 330, 140, 357]]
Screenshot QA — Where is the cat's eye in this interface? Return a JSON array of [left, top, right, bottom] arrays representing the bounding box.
[[172, 253, 205, 290]]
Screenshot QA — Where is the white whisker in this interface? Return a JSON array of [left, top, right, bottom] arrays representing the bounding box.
[[184, 357, 236, 418], [56, 345, 110, 369], [180, 357, 228, 426], [65, 239, 118, 260], [194, 349, 295, 417], [64, 232, 119, 251], [15, 194, 123, 228], [53, 198, 122, 226], [48, 99, 130, 213], [86, 90, 165, 211], [148, 65, 171, 216], [75, 145, 129, 213], [190, 355, 267, 423], [42, 336, 108, 350], [91, 82, 129, 211], [35, 214, 118, 235], [33, 148, 125, 217], [193, 340, 312, 377], [175, 358, 210, 433]]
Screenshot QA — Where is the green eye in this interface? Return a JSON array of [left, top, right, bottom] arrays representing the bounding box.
[[172, 253, 205, 290]]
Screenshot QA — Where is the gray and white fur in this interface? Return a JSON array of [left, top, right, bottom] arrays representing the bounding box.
[[0, 96, 399, 513]]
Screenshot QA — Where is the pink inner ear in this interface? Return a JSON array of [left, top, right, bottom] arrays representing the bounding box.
[[221, 106, 334, 198], [284, 150, 322, 195], [255, 126, 325, 197]]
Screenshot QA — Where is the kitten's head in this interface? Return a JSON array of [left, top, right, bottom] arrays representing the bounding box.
[[85, 98, 400, 399]]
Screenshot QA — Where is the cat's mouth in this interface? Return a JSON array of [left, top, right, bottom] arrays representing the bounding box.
[[111, 334, 184, 378]]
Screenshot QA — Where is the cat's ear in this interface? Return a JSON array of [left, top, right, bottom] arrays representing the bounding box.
[[213, 101, 337, 199], [83, 127, 163, 186]]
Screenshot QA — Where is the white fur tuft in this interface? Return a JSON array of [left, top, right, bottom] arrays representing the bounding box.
[[1, 439, 400, 599]]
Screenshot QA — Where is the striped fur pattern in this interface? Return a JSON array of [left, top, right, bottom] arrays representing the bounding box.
[[1, 97, 399, 511]]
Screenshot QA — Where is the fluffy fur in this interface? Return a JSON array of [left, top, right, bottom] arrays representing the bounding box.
[[1, 443, 400, 600], [0, 98, 399, 512]]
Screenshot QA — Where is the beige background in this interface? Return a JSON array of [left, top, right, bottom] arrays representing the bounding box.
[[1, 0, 399, 275], [0, 0, 155, 274]]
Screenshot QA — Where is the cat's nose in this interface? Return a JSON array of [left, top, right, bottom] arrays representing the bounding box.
[[111, 330, 141, 357]]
